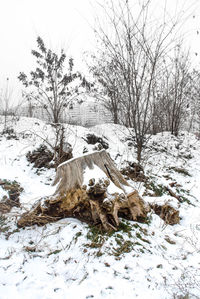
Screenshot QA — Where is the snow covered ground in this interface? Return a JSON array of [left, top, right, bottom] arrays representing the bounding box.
[[0, 116, 200, 299]]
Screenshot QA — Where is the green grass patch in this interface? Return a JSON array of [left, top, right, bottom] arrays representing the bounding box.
[[48, 249, 62, 256], [168, 167, 191, 177], [86, 225, 106, 249], [0, 215, 10, 233], [175, 187, 194, 205], [144, 180, 166, 197], [112, 240, 134, 256], [84, 218, 152, 257], [136, 232, 151, 244]]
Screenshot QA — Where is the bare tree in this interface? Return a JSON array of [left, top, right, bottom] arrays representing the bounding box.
[[91, 0, 192, 162], [89, 53, 123, 124], [152, 46, 191, 136], [0, 78, 14, 131], [188, 69, 200, 134]]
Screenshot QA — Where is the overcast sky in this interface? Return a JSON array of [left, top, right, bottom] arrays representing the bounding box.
[[0, 0, 95, 99], [0, 0, 200, 103]]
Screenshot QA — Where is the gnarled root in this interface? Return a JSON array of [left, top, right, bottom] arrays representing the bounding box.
[[18, 179, 149, 231], [89, 200, 117, 231]]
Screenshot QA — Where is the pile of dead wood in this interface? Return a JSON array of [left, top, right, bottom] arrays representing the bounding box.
[[83, 134, 109, 149], [26, 143, 73, 169], [121, 162, 146, 182], [26, 145, 54, 169], [151, 203, 179, 225], [0, 180, 22, 214]]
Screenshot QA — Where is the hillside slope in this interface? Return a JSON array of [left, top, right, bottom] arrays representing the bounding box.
[[0, 117, 200, 299]]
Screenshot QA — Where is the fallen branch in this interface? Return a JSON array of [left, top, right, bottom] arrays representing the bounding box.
[[165, 186, 182, 202]]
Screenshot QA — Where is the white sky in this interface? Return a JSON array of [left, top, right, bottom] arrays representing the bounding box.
[[0, 0, 95, 100], [0, 0, 200, 103]]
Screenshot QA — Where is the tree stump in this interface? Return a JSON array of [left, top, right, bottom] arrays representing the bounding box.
[[18, 150, 150, 230]]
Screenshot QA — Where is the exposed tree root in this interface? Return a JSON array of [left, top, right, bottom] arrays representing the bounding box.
[[18, 180, 149, 230], [18, 150, 180, 230]]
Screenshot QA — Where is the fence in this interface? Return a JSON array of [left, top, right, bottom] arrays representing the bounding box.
[[18, 98, 113, 127]]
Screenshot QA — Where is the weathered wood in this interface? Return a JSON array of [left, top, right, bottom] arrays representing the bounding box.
[[53, 149, 130, 193], [18, 150, 150, 230]]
